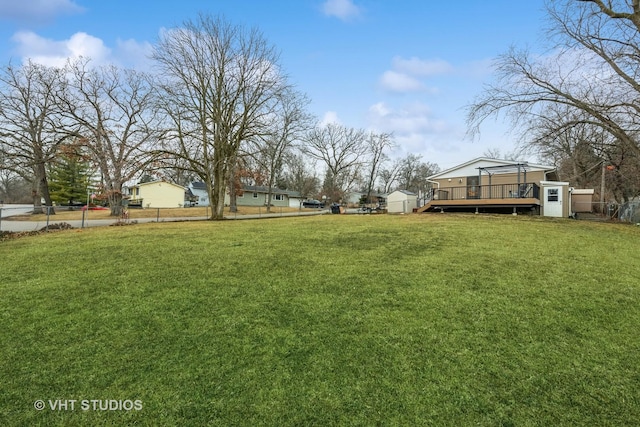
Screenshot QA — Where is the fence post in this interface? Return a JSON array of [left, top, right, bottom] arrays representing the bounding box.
[[46, 206, 51, 231], [81, 209, 85, 228], [0, 207, 2, 231], [156, 208, 160, 222]]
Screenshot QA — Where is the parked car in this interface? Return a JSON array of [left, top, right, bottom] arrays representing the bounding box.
[[302, 199, 325, 208]]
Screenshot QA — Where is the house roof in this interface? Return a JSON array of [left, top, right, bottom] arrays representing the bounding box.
[[427, 157, 556, 180], [134, 180, 186, 190], [572, 189, 594, 195], [190, 181, 207, 190], [242, 185, 302, 198], [188, 182, 301, 198]]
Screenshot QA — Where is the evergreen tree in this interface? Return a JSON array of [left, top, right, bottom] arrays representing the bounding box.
[[48, 153, 92, 205]]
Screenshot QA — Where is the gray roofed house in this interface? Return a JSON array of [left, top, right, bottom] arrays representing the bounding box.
[[188, 182, 303, 208], [237, 185, 303, 208]]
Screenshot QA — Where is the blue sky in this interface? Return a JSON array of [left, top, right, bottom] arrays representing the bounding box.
[[0, 0, 549, 170]]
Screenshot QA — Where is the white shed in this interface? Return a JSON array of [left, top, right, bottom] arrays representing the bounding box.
[[387, 190, 417, 213], [541, 181, 571, 218]]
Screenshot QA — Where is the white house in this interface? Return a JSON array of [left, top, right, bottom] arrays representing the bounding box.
[[188, 182, 210, 207]]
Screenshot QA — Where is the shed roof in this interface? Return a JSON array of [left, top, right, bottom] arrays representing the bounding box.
[[389, 189, 416, 196]]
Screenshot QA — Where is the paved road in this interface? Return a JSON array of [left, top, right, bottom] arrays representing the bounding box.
[[0, 209, 329, 232], [0, 204, 34, 218]]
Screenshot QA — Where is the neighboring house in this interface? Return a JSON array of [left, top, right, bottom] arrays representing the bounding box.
[[345, 191, 387, 207], [126, 180, 186, 208], [189, 182, 210, 207], [184, 188, 198, 207], [418, 157, 576, 217], [387, 190, 418, 213], [188, 182, 303, 208], [344, 192, 363, 206], [236, 185, 303, 208]]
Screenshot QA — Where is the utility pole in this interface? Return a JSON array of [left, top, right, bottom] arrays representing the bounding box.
[[600, 160, 606, 213]]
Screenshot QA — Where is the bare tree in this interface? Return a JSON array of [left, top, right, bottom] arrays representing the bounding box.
[[278, 151, 319, 200], [362, 132, 394, 204], [251, 89, 312, 212], [153, 14, 289, 220], [395, 154, 440, 196], [0, 151, 31, 203], [379, 158, 403, 194], [303, 123, 368, 202], [482, 147, 521, 160], [59, 58, 161, 216], [0, 61, 68, 213], [467, 0, 640, 200]]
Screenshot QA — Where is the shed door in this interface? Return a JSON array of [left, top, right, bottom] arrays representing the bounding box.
[[544, 186, 563, 217]]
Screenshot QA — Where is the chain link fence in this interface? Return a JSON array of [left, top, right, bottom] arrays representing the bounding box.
[[619, 200, 640, 224], [587, 201, 640, 224], [1, 204, 328, 233]]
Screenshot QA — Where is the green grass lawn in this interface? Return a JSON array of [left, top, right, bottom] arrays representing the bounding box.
[[1, 214, 639, 426]]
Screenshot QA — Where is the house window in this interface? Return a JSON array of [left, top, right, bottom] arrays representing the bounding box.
[[253, 192, 258, 198], [547, 188, 559, 202], [274, 194, 284, 201]]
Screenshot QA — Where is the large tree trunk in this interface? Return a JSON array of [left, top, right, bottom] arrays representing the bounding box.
[[31, 169, 44, 215], [108, 191, 123, 217], [210, 158, 226, 220], [31, 187, 43, 214], [38, 163, 55, 214], [266, 174, 276, 213], [228, 162, 238, 213]]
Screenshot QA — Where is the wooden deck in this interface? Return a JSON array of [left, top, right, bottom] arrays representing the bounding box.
[[418, 197, 540, 213], [417, 183, 542, 213]]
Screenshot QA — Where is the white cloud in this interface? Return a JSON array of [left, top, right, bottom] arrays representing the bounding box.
[[0, 0, 83, 24], [115, 38, 154, 70], [12, 31, 110, 67], [320, 111, 342, 126], [368, 101, 447, 135], [379, 71, 426, 93], [464, 58, 495, 78], [378, 56, 454, 94], [366, 101, 469, 161], [392, 57, 453, 76], [321, 0, 362, 21], [11, 31, 152, 70]]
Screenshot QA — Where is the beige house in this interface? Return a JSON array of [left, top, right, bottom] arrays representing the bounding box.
[[127, 180, 186, 208], [419, 158, 570, 216]]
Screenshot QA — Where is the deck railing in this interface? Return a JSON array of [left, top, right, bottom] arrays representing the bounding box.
[[428, 183, 540, 202]]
